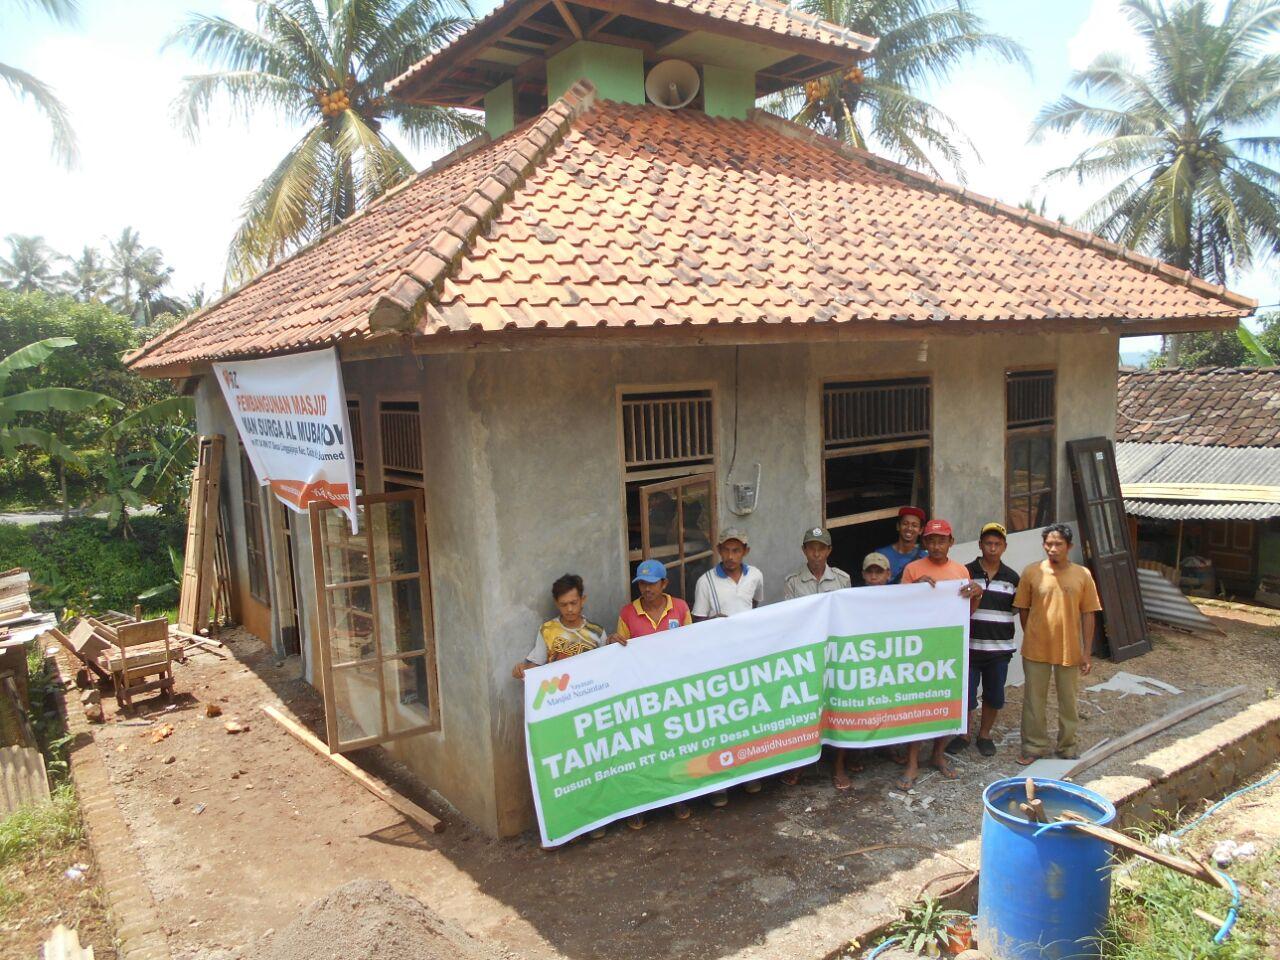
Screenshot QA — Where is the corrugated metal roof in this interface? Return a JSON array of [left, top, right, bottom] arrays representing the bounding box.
[[1136, 568, 1222, 635], [1116, 442, 1280, 486], [1125, 499, 1280, 520]]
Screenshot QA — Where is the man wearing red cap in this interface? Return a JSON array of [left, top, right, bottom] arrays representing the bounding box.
[[898, 519, 983, 788], [878, 507, 927, 584]]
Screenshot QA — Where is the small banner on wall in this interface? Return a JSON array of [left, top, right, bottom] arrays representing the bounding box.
[[523, 583, 969, 846], [213, 348, 359, 532]]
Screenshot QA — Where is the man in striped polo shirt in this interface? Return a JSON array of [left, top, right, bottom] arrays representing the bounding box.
[[948, 522, 1020, 758]]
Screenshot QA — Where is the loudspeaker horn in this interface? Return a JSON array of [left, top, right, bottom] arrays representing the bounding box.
[[644, 59, 700, 110]]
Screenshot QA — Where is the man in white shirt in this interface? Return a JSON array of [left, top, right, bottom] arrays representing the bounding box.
[[692, 528, 764, 620], [690, 527, 764, 807]]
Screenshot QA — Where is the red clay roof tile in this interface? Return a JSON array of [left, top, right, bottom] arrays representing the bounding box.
[[1117, 367, 1280, 448], [128, 89, 1253, 374]]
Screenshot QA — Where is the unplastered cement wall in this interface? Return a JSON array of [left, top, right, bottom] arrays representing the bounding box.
[[461, 330, 1118, 835], [193, 329, 1118, 837]]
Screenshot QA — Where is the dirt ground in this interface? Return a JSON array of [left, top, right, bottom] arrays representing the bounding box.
[[73, 608, 1280, 960]]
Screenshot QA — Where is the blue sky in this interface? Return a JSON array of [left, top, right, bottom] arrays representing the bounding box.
[[1, 0, 1275, 357]]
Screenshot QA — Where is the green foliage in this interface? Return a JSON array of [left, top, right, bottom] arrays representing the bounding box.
[[1102, 847, 1275, 959], [169, 0, 482, 282], [1033, 1, 1280, 288], [0, 234, 62, 293], [1150, 311, 1280, 368], [0, 515, 185, 616], [886, 895, 970, 955], [776, 0, 1028, 179], [0, 290, 190, 514], [0, 784, 81, 870]]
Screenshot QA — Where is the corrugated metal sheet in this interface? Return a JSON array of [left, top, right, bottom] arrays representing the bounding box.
[[1126, 499, 1280, 520], [1116, 442, 1280, 486], [0, 744, 50, 815], [1137, 568, 1221, 635]]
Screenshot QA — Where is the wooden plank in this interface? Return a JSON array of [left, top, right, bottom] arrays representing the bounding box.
[[0, 743, 50, 815], [1062, 686, 1248, 779], [1121, 482, 1280, 503], [114, 619, 169, 647], [1057, 812, 1222, 887], [260, 704, 444, 834], [179, 435, 224, 634]]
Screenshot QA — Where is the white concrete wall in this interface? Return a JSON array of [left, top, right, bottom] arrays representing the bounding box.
[[194, 329, 1119, 837]]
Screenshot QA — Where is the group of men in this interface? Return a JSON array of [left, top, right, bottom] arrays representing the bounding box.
[[513, 506, 1102, 836]]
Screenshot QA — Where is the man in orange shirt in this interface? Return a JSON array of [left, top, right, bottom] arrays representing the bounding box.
[[1013, 524, 1102, 764], [899, 519, 982, 789]]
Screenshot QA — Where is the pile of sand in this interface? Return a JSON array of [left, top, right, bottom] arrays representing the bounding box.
[[246, 879, 514, 960]]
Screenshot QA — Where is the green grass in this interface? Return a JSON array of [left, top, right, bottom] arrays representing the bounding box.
[[1102, 838, 1278, 959], [0, 783, 82, 869]]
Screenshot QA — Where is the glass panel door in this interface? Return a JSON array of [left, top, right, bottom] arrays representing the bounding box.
[[310, 490, 440, 752]]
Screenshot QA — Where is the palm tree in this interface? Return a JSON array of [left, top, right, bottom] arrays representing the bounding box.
[[169, 0, 481, 284], [1033, 0, 1280, 361], [1, 0, 80, 166], [106, 227, 173, 322], [779, 0, 1028, 178], [61, 245, 109, 301], [0, 234, 62, 293]]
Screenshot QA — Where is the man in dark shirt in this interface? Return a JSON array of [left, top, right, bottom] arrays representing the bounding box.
[[948, 522, 1020, 757]]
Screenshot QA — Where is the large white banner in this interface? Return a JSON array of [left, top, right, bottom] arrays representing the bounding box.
[[524, 583, 970, 846], [214, 348, 359, 531]]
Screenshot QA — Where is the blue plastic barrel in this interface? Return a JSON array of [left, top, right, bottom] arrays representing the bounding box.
[[977, 777, 1117, 959]]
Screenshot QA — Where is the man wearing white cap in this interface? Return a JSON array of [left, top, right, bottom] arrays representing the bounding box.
[[783, 526, 851, 599]]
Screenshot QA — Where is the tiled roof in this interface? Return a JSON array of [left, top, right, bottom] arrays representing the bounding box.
[[389, 0, 875, 99], [1117, 367, 1280, 447], [128, 84, 1254, 374]]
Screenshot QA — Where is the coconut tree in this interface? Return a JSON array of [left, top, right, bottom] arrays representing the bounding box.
[[1032, 0, 1280, 358], [0, 234, 62, 293], [60, 245, 110, 302], [106, 227, 173, 323], [170, 0, 481, 283], [779, 0, 1028, 178], [1, 0, 80, 166]]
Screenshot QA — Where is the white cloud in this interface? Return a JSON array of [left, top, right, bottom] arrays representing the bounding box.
[[1067, 0, 1149, 71]]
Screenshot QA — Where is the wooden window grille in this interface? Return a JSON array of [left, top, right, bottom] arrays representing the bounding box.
[[379, 401, 423, 481], [1006, 370, 1056, 533], [347, 400, 364, 469], [1007, 370, 1056, 428], [621, 390, 714, 472], [240, 453, 270, 605], [823, 378, 931, 452]]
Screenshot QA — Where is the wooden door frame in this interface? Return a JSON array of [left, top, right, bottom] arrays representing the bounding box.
[[638, 471, 717, 600]]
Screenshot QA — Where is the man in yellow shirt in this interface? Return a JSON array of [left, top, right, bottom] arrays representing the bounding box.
[[1013, 524, 1103, 764]]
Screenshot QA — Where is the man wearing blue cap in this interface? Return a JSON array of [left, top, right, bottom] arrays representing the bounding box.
[[610, 559, 693, 642], [608, 558, 692, 828]]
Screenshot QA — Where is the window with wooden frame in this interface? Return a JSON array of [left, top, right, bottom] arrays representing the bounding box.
[[378, 400, 423, 490], [822, 378, 932, 526], [1006, 370, 1056, 533], [239, 452, 270, 605], [309, 489, 440, 751], [618, 388, 717, 602]]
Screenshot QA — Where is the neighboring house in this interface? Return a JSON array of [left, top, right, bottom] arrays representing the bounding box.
[[126, 0, 1254, 837], [1117, 366, 1280, 603]]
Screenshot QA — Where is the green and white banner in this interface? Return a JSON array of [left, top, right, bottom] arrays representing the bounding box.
[[523, 582, 970, 846]]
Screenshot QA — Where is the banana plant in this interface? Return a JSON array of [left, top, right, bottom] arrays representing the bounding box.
[[0, 337, 121, 467]]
